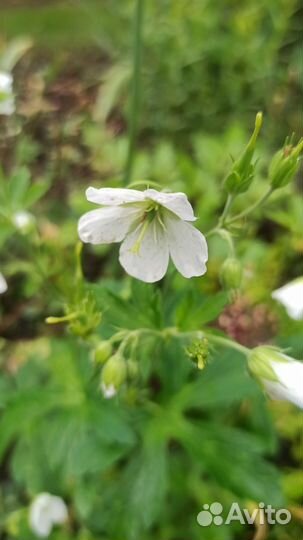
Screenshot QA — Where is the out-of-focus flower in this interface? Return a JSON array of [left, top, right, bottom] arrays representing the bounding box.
[[13, 210, 35, 233], [0, 71, 15, 115], [29, 493, 68, 538], [248, 346, 303, 408], [272, 278, 303, 321], [78, 187, 208, 283], [0, 272, 8, 294]]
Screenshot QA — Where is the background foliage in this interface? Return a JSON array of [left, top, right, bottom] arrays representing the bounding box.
[[0, 1, 302, 539]]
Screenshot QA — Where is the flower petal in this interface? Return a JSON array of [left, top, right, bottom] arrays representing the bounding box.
[[165, 215, 208, 278], [119, 220, 169, 282], [272, 278, 303, 320], [265, 358, 303, 408], [48, 496, 68, 524], [78, 206, 140, 245], [0, 272, 8, 294], [144, 189, 196, 221], [86, 187, 145, 206]]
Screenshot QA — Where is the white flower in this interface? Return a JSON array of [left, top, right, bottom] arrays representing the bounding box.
[[0, 71, 15, 115], [272, 278, 303, 320], [248, 346, 303, 408], [0, 272, 8, 294], [101, 382, 117, 399], [29, 493, 68, 538], [13, 210, 35, 232], [78, 187, 208, 283]]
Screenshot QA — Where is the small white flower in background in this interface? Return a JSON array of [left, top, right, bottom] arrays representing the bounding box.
[[0, 71, 15, 115], [78, 187, 208, 283], [13, 210, 35, 233], [272, 277, 303, 321], [0, 272, 8, 294], [29, 493, 68, 538], [248, 346, 303, 408], [101, 382, 117, 399]]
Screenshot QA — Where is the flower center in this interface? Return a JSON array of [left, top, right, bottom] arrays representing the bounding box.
[[131, 202, 165, 254]]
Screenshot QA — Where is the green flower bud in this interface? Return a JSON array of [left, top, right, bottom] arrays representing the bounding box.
[[269, 138, 303, 190], [100, 354, 127, 398], [94, 341, 113, 365], [127, 359, 139, 379], [224, 112, 263, 194], [220, 258, 243, 290]]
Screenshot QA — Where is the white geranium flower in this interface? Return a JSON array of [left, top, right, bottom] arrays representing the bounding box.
[[248, 346, 303, 408], [272, 278, 303, 320], [0, 71, 15, 115], [0, 272, 8, 294], [78, 187, 208, 283], [101, 382, 117, 399], [29, 493, 68, 538]]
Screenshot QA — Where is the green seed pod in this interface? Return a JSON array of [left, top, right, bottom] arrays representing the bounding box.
[[94, 341, 113, 365], [220, 258, 243, 290]]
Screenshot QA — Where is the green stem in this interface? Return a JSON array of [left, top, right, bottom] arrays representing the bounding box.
[[218, 193, 235, 227], [206, 334, 249, 355], [226, 187, 274, 226], [124, 0, 144, 186]]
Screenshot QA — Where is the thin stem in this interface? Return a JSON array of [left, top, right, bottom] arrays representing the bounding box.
[[226, 187, 274, 226], [178, 330, 249, 356], [207, 334, 249, 355], [124, 0, 144, 186], [218, 193, 235, 227]]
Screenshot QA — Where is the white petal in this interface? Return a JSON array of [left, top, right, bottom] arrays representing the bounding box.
[[78, 206, 140, 244], [272, 278, 303, 320], [144, 189, 196, 221], [0, 71, 13, 91], [29, 494, 54, 538], [101, 382, 117, 399], [48, 496, 68, 524], [165, 215, 208, 278], [265, 358, 303, 408], [86, 187, 145, 206], [0, 273, 8, 294], [119, 220, 169, 282]]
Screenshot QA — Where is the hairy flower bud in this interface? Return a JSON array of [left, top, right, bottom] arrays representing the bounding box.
[[220, 258, 243, 291], [100, 353, 127, 398], [269, 138, 303, 190], [94, 341, 113, 365], [248, 346, 303, 408], [224, 112, 262, 194]]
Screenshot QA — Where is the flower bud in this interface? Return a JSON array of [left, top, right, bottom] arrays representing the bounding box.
[[248, 346, 303, 408], [269, 138, 303, 190], [100, 353, 127, 398], [224, 112, 262, 194], [127, 359, 139, 379], [94, 341, 113, 365], [220, 258, 243, 291]]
